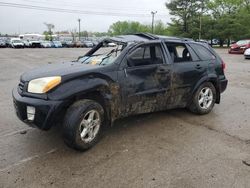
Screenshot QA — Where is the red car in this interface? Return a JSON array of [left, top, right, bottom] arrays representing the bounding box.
[[229, 40, 250, 54]]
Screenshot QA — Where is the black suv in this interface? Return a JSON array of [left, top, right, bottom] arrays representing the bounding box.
[[13, 33, 228, 151]]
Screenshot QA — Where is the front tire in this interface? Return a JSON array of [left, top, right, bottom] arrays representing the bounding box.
[[63, 99, 105, 151], [189, 82, 216, 115]]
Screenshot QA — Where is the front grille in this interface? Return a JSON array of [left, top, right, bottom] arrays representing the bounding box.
[[18, 81, 25, 92]]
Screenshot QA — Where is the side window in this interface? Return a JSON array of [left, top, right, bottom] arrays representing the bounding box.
[[144, 47, 151, 59], [190, 43, 215, 61], [165, 43, 192, 63], [129, 47, 144, 61], [127, 44, 164, 67]]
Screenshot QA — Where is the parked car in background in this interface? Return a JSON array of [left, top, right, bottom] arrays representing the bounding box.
[[49, 41, 55, 48], [228, 40, 250, 54], [29, 40, 41, 48], [52, 41, 62, 48], [0, 39, 7, 48], [41, 41, 52, 48], [244, 48, 250, 59], [10, 38, 24, 48], [5, 39, 11, 47], [92, 40, 99, 46], [82, 41, 94, 48], [197, 39, 209, 44], [75, 41, 84, 48], [66, 41, 74, 48], [61, 40, 74, 48], [22, 40, 31, 48]]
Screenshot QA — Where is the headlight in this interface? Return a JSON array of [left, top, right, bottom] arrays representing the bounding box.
[[28, 76, 61, 94]]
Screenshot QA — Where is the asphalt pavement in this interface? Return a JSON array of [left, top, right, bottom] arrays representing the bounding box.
[[0, 48, 250, 188]]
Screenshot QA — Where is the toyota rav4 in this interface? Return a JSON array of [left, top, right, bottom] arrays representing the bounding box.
[[13, 33, 228, 151]]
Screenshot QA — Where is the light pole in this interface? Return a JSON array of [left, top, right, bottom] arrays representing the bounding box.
[[78, 18, 81, 41], [199, 1, 205, 40], [151, 11, 157, 34]]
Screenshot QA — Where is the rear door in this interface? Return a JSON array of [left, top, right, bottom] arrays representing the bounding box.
[[165, 42, 207, 107], [119, 42, 172, 116]]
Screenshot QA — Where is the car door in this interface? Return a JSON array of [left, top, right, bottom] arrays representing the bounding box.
[[118, 42, 171, 116], [165, 42, 207, 107]]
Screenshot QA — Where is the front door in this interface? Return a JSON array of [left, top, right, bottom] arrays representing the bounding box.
[[119, 43, 171, 116]]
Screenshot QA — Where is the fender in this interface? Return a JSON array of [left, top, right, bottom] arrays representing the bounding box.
[[47, 75, 121, 124], [190, 73, 220, 104]]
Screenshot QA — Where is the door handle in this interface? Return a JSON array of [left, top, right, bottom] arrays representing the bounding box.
[[157, 69, 170, 74], [195, 64, 202, 69]]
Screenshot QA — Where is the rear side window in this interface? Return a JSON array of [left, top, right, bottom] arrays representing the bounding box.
[[165, 43, 193, 63], [190, 43, 215, 61]]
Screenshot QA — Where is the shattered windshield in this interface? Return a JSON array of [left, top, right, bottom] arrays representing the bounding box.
[[77, 41, 126, 66]]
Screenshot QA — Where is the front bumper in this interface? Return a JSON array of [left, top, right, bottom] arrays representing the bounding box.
[[14, 45, 24, 48], [12, 87, 64, 130], [228, 48, 245, 54], [244, 55, 250, 59]]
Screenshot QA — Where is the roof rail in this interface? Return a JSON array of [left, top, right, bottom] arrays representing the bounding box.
[[134, 33, 159, 40]]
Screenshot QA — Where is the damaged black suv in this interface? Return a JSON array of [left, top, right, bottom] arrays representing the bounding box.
[[13, 33, 228, 151]]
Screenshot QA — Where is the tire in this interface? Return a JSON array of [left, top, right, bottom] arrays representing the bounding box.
[[188, 82, 216, 115], [63, 99, 105, 151]]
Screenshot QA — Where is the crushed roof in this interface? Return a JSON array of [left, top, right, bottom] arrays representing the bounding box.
[[108, 33, 194, 43]]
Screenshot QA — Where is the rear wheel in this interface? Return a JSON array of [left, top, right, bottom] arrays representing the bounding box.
[[189, 82, 216, 115], [63, 99, 104, 151]]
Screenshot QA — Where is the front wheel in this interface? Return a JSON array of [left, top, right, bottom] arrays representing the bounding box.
[[188, 82, 216, 115], [63, 99, 105, 151]]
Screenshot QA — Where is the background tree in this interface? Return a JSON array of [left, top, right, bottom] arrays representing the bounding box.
[[43, 23, 55, 41], [166, 0, 250, 46], [108, 21, 149, 36], [165, 0, 208, 37], [108, 21, 169, 36]]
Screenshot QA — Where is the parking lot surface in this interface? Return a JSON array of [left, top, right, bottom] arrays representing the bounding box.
[[0, 48, 250, 188]]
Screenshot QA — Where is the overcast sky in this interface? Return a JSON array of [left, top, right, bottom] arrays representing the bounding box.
[[0, 0, 170, 34]]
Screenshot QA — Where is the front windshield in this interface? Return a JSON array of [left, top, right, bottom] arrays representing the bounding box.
[[236, 40, 250, 45], [13, 40, 22, 43], [78, 41, 126, 66]]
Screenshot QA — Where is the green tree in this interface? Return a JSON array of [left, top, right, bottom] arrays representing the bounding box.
[[108, 20, 170, 36], [44, 23, 55, 41], [108, 21, 150, 36], [154, 21, 170, 35], [207, 0, 245, 46], [166, 0, 207, 37], [166, 0, 250, 47]]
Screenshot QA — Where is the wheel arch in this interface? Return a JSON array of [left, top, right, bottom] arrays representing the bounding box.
[[57, 85, 115, 128], [191, 75, 220, 104]]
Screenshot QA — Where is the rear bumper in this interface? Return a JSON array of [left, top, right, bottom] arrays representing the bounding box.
[[219, 78, 228, 93], [12, 87, 65, 130]]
